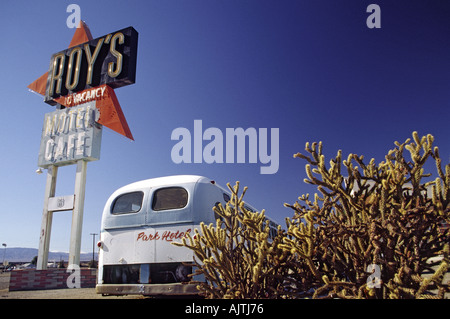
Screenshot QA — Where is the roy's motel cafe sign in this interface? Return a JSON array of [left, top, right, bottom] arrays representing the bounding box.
[[29, 22, 138, 269], [29, 24, 138, 167]]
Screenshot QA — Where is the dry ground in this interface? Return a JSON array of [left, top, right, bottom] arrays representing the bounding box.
[[0, 287, 141, 299], [0, 272, 141, 299], [1, 270, 448, 299]]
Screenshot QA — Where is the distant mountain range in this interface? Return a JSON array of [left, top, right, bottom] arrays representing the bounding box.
[[1, 247, 98, 263]]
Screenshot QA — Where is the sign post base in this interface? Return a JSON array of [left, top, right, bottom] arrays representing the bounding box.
[[68, 160, 88, 267], [36, 161, 88, 270], [37, 165, 58, 270]]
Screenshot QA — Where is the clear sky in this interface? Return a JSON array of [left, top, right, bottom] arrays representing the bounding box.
[[1, 0, 449, 254]]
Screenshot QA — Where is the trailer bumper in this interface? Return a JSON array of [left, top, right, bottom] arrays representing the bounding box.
[[96, 283, 199, 296]]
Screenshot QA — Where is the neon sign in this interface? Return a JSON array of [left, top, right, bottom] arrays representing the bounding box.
[[32, 22, 138, 270], [45, 27, 138, 104], [38, 102, 102, 168], [29, 22, 138, 140]]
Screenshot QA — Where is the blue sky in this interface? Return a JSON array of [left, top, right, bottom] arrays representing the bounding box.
[[1, 0, 449, 254]]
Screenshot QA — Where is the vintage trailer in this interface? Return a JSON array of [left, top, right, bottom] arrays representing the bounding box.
[[96, 175, 278, 296]]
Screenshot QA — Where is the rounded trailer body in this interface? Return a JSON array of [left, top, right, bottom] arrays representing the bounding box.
[[96, 175, 230, 296]]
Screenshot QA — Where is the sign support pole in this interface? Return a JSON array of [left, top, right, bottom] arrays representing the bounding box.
[[37, 165, 58, 270], [68, 160, 87, 267]]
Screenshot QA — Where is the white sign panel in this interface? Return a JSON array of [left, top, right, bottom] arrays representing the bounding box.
[[48, 195, 75, 211], [37, 102, 102, 168]]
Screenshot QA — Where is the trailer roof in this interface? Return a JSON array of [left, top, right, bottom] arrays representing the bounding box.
[[113, 175, 217, 193]]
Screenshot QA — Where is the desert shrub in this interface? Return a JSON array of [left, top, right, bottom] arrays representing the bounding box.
[[174, 132, 449, 298], [280, 131, 449, 298], [173, 182, 295, 298]]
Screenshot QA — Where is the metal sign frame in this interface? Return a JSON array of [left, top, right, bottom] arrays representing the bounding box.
[[33, 22, 137, 270]]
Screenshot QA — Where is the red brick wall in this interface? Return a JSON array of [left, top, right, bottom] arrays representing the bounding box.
[[8, 268, 97, 291]]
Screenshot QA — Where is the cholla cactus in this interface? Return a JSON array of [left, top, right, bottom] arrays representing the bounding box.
[[173, 182, 295, 298], [281, 131, 449, 298], [174, 131, 449, 299]]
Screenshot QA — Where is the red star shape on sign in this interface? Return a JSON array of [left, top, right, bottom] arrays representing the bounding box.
[[28, 21, 134, 140]]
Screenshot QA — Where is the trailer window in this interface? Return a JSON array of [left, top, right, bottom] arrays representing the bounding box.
[[111, 192, 144, 214], [152, 187, 188, 211]]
